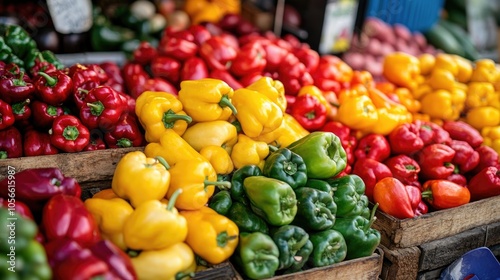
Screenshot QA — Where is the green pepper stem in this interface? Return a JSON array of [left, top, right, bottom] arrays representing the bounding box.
[[268, 145, 279, 152], [37, 72, 57, 87], [205, 180, 231, 190], [47, 105, 58, 116], [155, 156, 170, 170], [117, 138, 133, 148], [231, 120, 242, 133], [219, 95, 238, 115], [162, 109, 192, 128], [216, 231, 237, 248], [78, 88, 89, 94], [175, 272, 195, 280], [12, 99, 30, 114], [421, 190, 433, 199], [13, 71, 26, 86], [127, 249, 140, 257], [50, 178, 62, 186], [62, 125, 80, 141], [367, 203, 379, 230], [87, 101, 104, 116], [0, 151, 7, 160], [167, 189, 182, 211]]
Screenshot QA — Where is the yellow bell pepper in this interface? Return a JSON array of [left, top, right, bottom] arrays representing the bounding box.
[[200, 145, 234, 175], [465, 82, 497, 109], [481, 126, 500, 154], [145, 129, 206, 167], [383, 52, 421, 90], [427, 68, 456, 91], [135, 91, 177, 116], [130, 242, 196, 280], [182, 120, 238, 154], [412, 83, 433, 100], [336, 95, 378, 130], [252, 113, 310, 148], [167, 159, 229, 210], [111, 151, 170, 208], [178, 78, 237, 122], [184, 0, 240, 25], [231, 134, 269, 170], [180, 206, 239, 265], [452, 55, 473, 83], [470, 59, 499, 83], [246, 77, 287, 113], [231, 88, 284, 138], [337, 84, 368, 105], [91, 188, 119, 199], [418, 53, 435, 76], [466, 106, 500, 130], [395, 87, 421, 113], [84, 197, 133, 250], [433, 53, 459, 77], [420, 89, 464, 121], [123, 190, 187, 250]]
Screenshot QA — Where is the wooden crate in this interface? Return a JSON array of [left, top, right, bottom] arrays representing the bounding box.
[[372, 195, 500, 249], [379, 221, 500, 280]]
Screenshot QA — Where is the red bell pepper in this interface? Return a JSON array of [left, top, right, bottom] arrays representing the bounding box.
[[84, 130, 107, 151], [31, 100, 64, 129], [150, 56, 181, 84], [71, 68, 102, 107], [354, 133, 391, 162], [442, 120, 483, 148], [122, 62, 150, 100], [11, 99, 31, 122], [85, 64, 109, 85], [79, 85, 124, 131], [89, 239, 137, 280], [320, 120, 357, 148], [229, 40, 267, 77], [388, 122, 424, 155], [100, 61, 125, 93], [278, 52, 314, 95], [239, 72, 263, 88], [311, 55, 348, 93], [188, 24, 212, 46], [0, 197, 34, 220], [140, 78, 178, 97], [449, 140, 480, 174], [210, 69, 243, 90], [30, 55, 57, 78], [384, 155, 421, 188], [104, 113, 144, 148], [285, 94, 296, 114], [421, 179, 470, 210], [472, 145, 500, 175], [373, 177, 416, 219], [352, 157, 393, 202], [158, 37, 198, 61], [293, 46, 320, 73], [405, 184, 428, 216], [23, 128, 59, 157], [42, 194, 100, 246], [416, 120, 451, 146], [132, 41, 158, 65], [164, 27, 195, 42], [35, 70, 73, 106], [415, 144, 456, 180], [468, 166, 500, 201], [50, 115, 90, 153], [446, 173, 468, 187], [263, 41, 289, 73], [0, 71, 35, 103], [199, 36, 238, 70], [0, 99, 15, 130], [0, 126, 22, 159], [291, 93, 327, 131], [180, 56, 209, 81], [118, 92, 136, 116]]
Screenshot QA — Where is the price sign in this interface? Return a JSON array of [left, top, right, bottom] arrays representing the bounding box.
[[46, 0, 93, 34]]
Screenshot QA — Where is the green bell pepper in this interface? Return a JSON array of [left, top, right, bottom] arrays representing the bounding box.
[[281, 239, 313, 274], [243, 176, 297, 226], [230, 164, 262, 204], [263, 147, 308, 189], [272, 225, 312, 271], [332, 204, 381, 260], [308, 229, 347, 267], [3, 24, 37, 59], [208, 190, 233, 215], [305, 179, 334, 196], [91, 14, 136, 52], [40, 50, 64, 70], [292, 187, 337, 231], [287, 132, 347, 179], [328, 174, 370, 219], [24, 48, 41, 70], [226, 201, 269, 234], [232, 232, 280, 280], [4, 53, 25, 70], [0, 208, 37, 253]]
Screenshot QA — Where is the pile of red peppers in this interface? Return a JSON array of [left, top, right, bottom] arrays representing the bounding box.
[[0, 168, 137, 279]]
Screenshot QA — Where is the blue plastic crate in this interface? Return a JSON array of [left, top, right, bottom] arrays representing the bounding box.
[[366, 0, 445, 32]]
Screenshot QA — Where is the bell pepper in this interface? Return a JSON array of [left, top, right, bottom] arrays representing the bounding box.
[[88, 239, 137, 280], [0, 71, 35, 104], [130, 242, 196, 280], [449, 140, 480, 174], [373, 177, 418, 219], [426, 68, 456, 92], [121, 62, 150, 99], [446, 173, 467, 187], [232, 232, 280, 280], [407, 184, 428, 216], [394, 87, 421, 113], [0, 99, 15, 130], [468, 166, 500, 202], [384, 155, 421, 187], [278, 52, 315, 95], [321, 120, 357, 152], [178, 78, 237, 122], [287, 131, 347, 179], [0, 207, 37, 253], [246, 77, 287, 113], [415, 144, 456, 180], [442, 120, 484, 148], [104, 113, 144, 148], [132, 41, 157, 65], [416, 120, 452, 146], [226, 201, 269, 234], [230, 40, 266, 77], [308, 229, 347, 267], [352, 158, 393, 202], [167, 158, 229, 210], [200, 145, 234, 175], [466, 106, 500, 130], [111, 151, 170, 208], [158, 37, 198, 61], [243, 176, 297, 226], [180, 206, 239, 264], [11, 99, 30, 122], [292, 187, 337, 231], [84, 196, 134, 250], [470, 59, 499, 83], [465, 82, 496, 109], [198, 36, 238, 71], [304, 179, 334, 196], [123, 189, 187, 250], [328, 174, 370, 218], [336, 95, 378, 131], [34, 71, 73, 106], [271, 225, 312, 271], [23, 128, 59, 157], [31, 100, 65, 129], [182, 120, 238, 154], [421, 179, 471, 210], [208, 190, 232, 215], [230, 164, 262, 204], [71, 68, 102, 103], [42, 194, 101, 247], [151, 56, 181, 84], [481, 126, 500, 155], [209, 68, 243, 90], [388, 122, 424, 155], [382, 52, 420, 90], [419, 89, 465, 121], [0, 197, 34, 220], [49, 115, 90, 153], [291, 93, 328, 131], [251, 113, 309, 148], [354, 133, 391, 162], [181, 57, 209, 82], [332, 205, 381, 260], [263, 147, 308, 189], [472, 145, 500, 175], [92, 189, 119, 200], [78, 86, 124, 131], [84, 132, 107, 151]]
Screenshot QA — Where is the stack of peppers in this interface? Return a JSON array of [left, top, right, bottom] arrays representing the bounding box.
[[0, 168, 137, 279]]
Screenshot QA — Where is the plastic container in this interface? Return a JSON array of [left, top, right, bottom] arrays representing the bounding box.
[[365, 0, 444, 32], [440, 247, 500, 280]]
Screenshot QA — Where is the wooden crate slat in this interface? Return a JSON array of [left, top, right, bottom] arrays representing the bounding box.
[[379, 245, 420, 280]]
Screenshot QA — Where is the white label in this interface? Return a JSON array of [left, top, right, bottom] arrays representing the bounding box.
[[46, 0, 93, 34], [319, 0, 358, 54]]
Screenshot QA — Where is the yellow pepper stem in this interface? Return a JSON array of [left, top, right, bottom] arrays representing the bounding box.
[[217, 231, 238, 248], [204, 180, 231, 191], [176, 272, 195, 280], [154, 156, 170, 170], [219, 95, 238, 115], [167, 189, 183, 211], [268, 145, 279, 152], [163, 109, 193, 128]]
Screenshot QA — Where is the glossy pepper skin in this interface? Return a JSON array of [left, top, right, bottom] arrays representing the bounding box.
[[388, 122, 425, 155], [415, 144, 456, 180], [88, 239, 137, 280], [23, 128, 59, 157], [158, 37, 198, 61], [336, 95, 378, 131], [104, 114, 144, 148], [354, 133, 391, 162], [226, 201, 269, 234], [373, 177, 418, 219], [111, 151, 171, 208], [0, 99, 15, 130], [293, 187, 337, 231], [467, 166, 500, 201], [150, 56, 181, 84], [287, 131, 347, 179], [181, 56, 209, 81], [0, 125, 21, 159], [472, 145, 500, 174], [305, 179, 334, 196], [230, 40, 267, 77], [252, 113, 309, 149], [308, 229, 347, 267], [384, 155, 421, 187], [352, 158, 393, 202], [208, 190, 232, 215], [232, 232, 280, 280], [231, 133, 270, 170], [31, 100, 64, 129], [182, 120, 238, 153], [42, 194, 101, 247], [328, 174, 370, 219], [416, 120, 452, 146], [246, 77, 287, 112], [50, 115, 90, 153], [34, 71, 73, 105], [199, 36, 238, 71], [263, 147, 308, 189], [421, 180, 470, 210], [272, 225, 312, 271], [442, 120, 484, 148], [449, 140, 480, 174], [79, 85, 125, 131], [230, 164, 262, 204], [291, 93, 328, 131], [0, 71, 35, 103], [243, 176, 297, 226]]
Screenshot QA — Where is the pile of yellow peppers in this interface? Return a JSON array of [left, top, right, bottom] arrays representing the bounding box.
[[383, 52, 500, 154]]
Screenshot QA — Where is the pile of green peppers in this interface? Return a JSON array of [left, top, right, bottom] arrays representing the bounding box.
[[208, 132, 382, 279]]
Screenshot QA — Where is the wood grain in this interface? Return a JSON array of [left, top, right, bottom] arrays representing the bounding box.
[[379, 245, 420, 280]]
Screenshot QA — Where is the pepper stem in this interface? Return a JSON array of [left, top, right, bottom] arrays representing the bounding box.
[[127, 249, 140, 257], [367, 203, 379, 230], [37, 72, 57, 87], [155, 156, 170, 170], [0, 151, 7, 159], [47, 105, 59, 116], [13, 71, 26, 86], [87, 101, 104, 116], [231, 120, 242, 133], [268, 145, 279, 153], [117, 138, 133, 148], [175, 272, 195, 280], [62, 125, 80, 141], [219, 95, 238, 115], [12, 99, 30, 114], [216, 231, 238, 248], [162, 109, 192, 128], [167, 189, 182, 211], [421, 190, 433, 199], [205, 180, 231, 191]]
